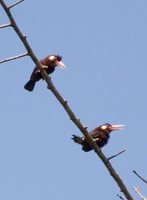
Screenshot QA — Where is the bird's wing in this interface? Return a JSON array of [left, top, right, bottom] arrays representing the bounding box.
[[90, 127, 101, 139]]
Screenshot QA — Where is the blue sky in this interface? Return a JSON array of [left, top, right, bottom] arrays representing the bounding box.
[[0, 0, 147, 199]]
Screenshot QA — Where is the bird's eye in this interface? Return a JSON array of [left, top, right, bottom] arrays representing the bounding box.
[[57, 55, 62, 61], [101, 125, 108, 130], [49, 55, 56, 61]]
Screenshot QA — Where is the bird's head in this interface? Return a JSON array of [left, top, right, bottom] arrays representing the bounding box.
[[48, 54, 66, 69], [100, 123, 124, 133]]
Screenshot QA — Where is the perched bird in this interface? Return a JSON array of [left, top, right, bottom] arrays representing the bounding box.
[[72, 123, 124, 152], [24, 54, 65, 92]]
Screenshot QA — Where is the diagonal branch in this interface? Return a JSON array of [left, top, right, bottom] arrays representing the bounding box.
[[0, 52, 28, 64], [108, 149, 126, 160], [8, 0, 24, 9], [0, 1, 134, 200], [133, 186, 147, 200], [133, 170, 147, 184], [117, 194, 126, 200], [0, 23, 11, 28]]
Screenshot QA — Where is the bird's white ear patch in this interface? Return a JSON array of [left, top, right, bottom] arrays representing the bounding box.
[[101, 125, 107, 130], [49, 55, 55, 61]]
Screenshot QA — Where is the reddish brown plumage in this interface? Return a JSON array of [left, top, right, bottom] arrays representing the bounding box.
[[72, 123, 124, 152], [24, 54, 65, 92]]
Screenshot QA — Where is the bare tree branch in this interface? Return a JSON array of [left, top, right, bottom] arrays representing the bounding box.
[[0, 53, 28, 64], [0, 1, 134, 200], [117, 194, 126, 200], [8, 0, 24, 9], [108, 149, 126, 160], [133, 186, 147, 200], [0, 23, 11, 28], [133, 170, 147, 184]]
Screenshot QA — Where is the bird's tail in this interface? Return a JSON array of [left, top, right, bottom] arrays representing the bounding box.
[[71, 135, 84, 144], [24, 80, 36, 92]]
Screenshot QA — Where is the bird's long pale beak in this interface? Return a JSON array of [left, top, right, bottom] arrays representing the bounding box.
[[56, 60, 66, 69], [110, 124, 125, 131]]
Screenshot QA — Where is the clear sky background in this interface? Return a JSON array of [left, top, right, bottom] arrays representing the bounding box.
[[0, 0, 147, 199]]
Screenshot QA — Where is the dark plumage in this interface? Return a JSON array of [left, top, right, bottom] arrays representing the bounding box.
[[72, 123, 124, 152], [24, 54, 65, 91]]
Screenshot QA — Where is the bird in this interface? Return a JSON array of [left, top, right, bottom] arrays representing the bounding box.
[[72, 123, 124, 152], [24, 54, 65, 92]]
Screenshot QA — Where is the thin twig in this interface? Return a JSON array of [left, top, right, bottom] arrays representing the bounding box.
[[0, 1, 134, 200], [133, 186, 147, 200], [133, 170, 147, 184], [108, 149, 126, 160], [0, 23, 11, 28], [117, 194, 126, 200], [0, 53, 28, 64], [8, 0, 24, 9]]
